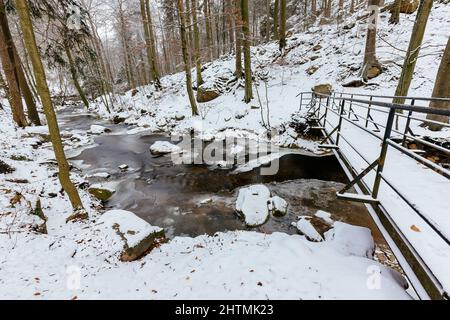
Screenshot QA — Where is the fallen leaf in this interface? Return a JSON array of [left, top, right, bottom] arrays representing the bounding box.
[[410, 225, 421, 232]]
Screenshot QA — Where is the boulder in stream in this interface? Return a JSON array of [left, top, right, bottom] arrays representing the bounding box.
[[98, 210, 165, 262], [236, 185, 271, 227], [90, 125, 111, 134], [269, 196, 288, 217], [88, 185, 115, 202], [150, 141, 182, 156]]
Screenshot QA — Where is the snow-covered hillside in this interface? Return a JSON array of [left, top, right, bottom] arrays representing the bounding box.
[[90, 3, 450, 148]]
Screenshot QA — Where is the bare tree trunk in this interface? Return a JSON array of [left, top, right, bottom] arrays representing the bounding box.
[[425, 36, 450, 130], [204, 0, 214, 61], [0, 28, 27, 127], [393, 0, 433, 105], [15, 0, 84, 214], [191, 0, 203, 86], [234, 0, 242, 77], [273, 0, 279, 40], [361, 0, 382, 81], [0, 0, 40, 126], [389, 0, 401, 24], [177, 0, 199, 116], [118, 0, 135, 89], [241, 0, 253, 103], [279, 0, 286, 51], [63, 43, 90, 108]]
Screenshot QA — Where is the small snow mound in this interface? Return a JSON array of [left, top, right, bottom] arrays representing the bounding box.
[[150, 141, 182, 155], [324, 222, 374, 258], [294, 217, 323, 242], [236, 184, 271, 227]]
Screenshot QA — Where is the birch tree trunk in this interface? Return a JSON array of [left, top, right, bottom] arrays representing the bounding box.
[[15, 0, 84, 214]]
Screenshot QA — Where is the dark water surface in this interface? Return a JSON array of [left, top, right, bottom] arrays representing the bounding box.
[[59, 109, 383, 242]]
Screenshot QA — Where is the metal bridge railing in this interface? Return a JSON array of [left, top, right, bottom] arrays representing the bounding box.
[[298, 91, 450, 299]]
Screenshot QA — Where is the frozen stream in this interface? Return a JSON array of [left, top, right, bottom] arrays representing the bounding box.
[[58, 108, 386, 245]]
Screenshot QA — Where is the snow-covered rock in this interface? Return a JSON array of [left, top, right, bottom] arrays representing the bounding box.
[[150, 141, 182, 155], [294, 217, 323, 242], [88, 184, 115, 202], [90, 125, 109, 134], [118, 164, 129, 170], [97, 210, 165, 262], [236, 185, 271, 227], [269, 196, 288, 217], [315, 210, 334, 225], [324, 222, 375, 258]]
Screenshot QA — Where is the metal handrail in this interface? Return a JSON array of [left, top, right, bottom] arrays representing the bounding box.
[[301, 90, 450, 246], [332, 91, 450, 103]]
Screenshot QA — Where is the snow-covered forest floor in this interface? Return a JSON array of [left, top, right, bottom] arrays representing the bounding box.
[[1, 4, 449, 299]]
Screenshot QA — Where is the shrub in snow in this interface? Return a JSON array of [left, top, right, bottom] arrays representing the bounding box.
[[236, 185, 271, 227], [97, 210, 165, 262], [150, 141, 182, 155]]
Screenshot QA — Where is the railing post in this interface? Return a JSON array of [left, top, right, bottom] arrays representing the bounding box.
[[372, 108, 396, 199], [336, 99, 346, 146], [401, 99, 415, 147], [365, 96, 373, 128], [323, 96, 330, 127], [299, 92, 303, 111], [348, 94, 354, 119]]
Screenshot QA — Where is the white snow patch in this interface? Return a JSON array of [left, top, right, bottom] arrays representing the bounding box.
[[236, 185, 271, 227]]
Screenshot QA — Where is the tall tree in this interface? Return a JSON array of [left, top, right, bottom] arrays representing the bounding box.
[[389, 0, 401, 24], [425, 36, 450, 131], [279, 0, 286, 51], [15, 0, 84, 214], [204, 0, 214, 60], [177, 0, 199, 115], [241, 0, 253, 103], [64, 43, 90, 108], [361, 0, 382, 81], [145, 0, 161, 88], [117, 0, 135, 89], [393, 0, 433, 105], [234, 0, 242, 76], [273, 0, 279, 40], [0, 27, 27, 127], [191, 0, 203, 86], [0, 0, 40, 125]]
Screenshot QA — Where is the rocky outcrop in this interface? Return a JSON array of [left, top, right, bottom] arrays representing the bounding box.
[[400, 0, 419, 14], [0, 160, 15, 174], [197, 86, 220, 103], [312, 84, 333, 96], [88, 186, 115, 201], [98, 210, 165, 262]]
